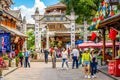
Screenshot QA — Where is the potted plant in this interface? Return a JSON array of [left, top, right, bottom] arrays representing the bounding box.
[[34, 53, 37, 60], [15, 57, 20, 67], [2, 54, 9, 69]]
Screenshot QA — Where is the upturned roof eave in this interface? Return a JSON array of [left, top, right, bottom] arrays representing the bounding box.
[[98, 13, 120, 29], [3, 9, 20, 21]]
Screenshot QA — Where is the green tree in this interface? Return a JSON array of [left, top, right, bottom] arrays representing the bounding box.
[[27, 29, 35, 50], [61, 0, 102, 24]]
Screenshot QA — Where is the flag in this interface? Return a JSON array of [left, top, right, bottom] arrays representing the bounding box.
[[95, 23, 99, 29], [93, 18, 97, 22], [100, 15, 104, 20], [91, 32, 97, 41], [110, 10, 114, 16], [101, 1, 105, 6], [109, 28, 118, 40]]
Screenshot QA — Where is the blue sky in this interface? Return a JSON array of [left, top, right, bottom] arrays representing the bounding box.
[[11, 0, 60, 24], [12, 0, 60, 8]]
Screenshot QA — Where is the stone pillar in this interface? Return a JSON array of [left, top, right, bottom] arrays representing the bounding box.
[[71, 22, 75, 49], [39, 28, 42, 49], [35, 22, 40, 51], [32, 7, 40, 51], [22, 16, 27, 49], [70, 10, 78, 49], [46, 26, 49, 49]]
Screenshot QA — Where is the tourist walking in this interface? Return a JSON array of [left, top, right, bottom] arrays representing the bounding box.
[[44, 49, 49, 63], [82, 48, 91, 79], [23, 48, 30, 68], [71, 47, 79, 69], [51, 47, 56, 68], [90, 48, 97, 78], [61, 48, 69, 70], [67, 48, 71, 59], [18, 50, 24, 67]]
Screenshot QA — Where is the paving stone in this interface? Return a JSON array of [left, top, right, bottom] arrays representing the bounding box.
[[4, 62, 113, 80]]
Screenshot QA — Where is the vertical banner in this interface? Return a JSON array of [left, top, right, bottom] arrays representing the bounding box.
[[35, 23, 40, 50], [71, 23, 75, 49], [0, 33, 11, 53]]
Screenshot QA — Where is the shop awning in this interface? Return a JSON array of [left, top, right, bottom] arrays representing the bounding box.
[[0, 25, 28, 37]]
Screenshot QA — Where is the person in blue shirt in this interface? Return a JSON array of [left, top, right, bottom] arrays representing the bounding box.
[[44, 48, 49, 63], [24, 48, 30, 68]]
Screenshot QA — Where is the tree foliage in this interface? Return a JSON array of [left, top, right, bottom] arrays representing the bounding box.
[[27, 29, 35, 50], [61, 0, 103, 24]]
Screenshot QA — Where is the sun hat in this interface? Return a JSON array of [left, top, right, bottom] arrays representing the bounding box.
[[84, 48, 89, 51], [90, 48, 94, 51]]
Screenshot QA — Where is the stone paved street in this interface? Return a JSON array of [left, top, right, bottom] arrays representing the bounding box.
[[4, 62, 113, 80]]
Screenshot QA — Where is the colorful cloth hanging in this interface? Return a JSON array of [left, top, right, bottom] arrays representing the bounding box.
[[88, 0, 119, 31]]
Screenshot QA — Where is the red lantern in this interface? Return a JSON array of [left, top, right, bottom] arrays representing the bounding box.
[[109, 28, 118, 40], [91, 32, 97, 41]]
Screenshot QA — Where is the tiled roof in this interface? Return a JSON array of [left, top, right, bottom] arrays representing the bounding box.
[[0, 24, 28, 37], [7, 9, 22, 20], [46, 2, 66, 9]]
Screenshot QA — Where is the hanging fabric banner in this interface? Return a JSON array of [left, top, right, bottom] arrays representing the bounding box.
[[0, 33, 11, 53]]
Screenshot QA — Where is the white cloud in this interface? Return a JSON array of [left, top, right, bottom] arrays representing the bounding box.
[[13, 0, 46, 24]]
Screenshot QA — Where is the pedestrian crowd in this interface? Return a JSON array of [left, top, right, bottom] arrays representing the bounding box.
[[41, 46, 99, 79]]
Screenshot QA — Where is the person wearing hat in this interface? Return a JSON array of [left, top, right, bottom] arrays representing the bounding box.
[[115, 50, 120, 59], [82, 48, 91, 79], [90, 48, 97, 78]]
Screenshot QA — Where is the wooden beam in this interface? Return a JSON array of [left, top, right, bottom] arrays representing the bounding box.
[[102, 29, 106, 61], [112, 40, 115, 59]]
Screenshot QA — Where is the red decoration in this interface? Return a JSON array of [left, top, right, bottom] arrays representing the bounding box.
[[93, 18, 97, 22], [42, 42, 46, 45], [91, 32, 97, 41], [110, 11, 114, 16], [15, 50, 19, 56], [101, 1, 105, 6], [109, 28, 118, 40], [100, 15, 104, 21]]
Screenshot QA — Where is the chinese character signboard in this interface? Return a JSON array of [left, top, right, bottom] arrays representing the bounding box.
[[35, 23, 40, 49], [71, 23, 75, 48]]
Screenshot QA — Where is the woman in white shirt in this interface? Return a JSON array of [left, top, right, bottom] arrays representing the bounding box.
[[61, 48, 69, 69]]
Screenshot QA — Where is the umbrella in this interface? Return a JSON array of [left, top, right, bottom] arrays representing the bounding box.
[[78, 41, 120, 48]]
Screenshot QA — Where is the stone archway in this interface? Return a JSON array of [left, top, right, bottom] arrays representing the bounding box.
[[32, 3, 78, 50]]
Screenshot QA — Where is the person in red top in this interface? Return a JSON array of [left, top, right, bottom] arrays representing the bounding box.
[[68, 48, 71, 59], [15, 50, 19, 56]]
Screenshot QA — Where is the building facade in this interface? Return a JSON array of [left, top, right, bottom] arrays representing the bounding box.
[[32, 3, 84, 50], [0, 0, 27, 54]]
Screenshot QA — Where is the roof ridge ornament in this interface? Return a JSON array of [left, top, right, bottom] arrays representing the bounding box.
[[35, 7, 39, 15]]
